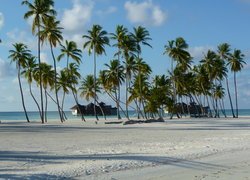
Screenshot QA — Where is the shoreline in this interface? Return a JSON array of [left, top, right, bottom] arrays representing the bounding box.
[[0, 117, 250, 179]]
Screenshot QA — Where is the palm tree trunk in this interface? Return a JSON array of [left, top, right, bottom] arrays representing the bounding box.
[[125, 60, 129, 120], [61, 92, 67, 120], [114, 87, 121, 120], [226, 77, 235, 117], [117, 52, 121, 120], [93, 49, 98, 121], [17, 64, 29, 123], [29, 83, 42, 119], [44, 88, 48, 123], [37, 24, 44, 124], [105, 90, 129, 119], [96, 100, 106, 120], [50, 43, 63, 122], [219, 99, 226, 118], [46, 91, 67, 120], [234, 72, 238, 118], [72, 90, 85, 121]]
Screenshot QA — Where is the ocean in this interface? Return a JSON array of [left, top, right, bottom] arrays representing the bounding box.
[[0, 109, 250, 121], [0, 110, 138, 121]]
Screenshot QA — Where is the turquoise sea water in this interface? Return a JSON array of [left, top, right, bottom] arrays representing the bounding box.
[[0, 110, 138, 121], [0, 109, 250, 121]]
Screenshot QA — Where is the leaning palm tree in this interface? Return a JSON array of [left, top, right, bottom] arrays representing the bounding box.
[[9, 43, 31, 123], [22, 0, 57, 123], [83, 24, 110, 120], [228, 49, 245, 118], [40, 16, 63, 122], [217, 43, 235, 117], [22, 56, 41, 119]]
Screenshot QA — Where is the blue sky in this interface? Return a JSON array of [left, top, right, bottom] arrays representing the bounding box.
[[0, 0, 249, 111]]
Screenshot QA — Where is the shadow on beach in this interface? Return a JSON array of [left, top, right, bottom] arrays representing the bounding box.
[[0, 150, 225, 179]]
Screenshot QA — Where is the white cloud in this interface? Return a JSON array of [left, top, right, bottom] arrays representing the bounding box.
[[0, 58, 15, 80], [40, 52, 49, 63], [6, 29, 37, 50], [0, 12, 4, 29], [124, 0, 167, 26], [189, 46, 215, 60], [61, 0, 94, 33]]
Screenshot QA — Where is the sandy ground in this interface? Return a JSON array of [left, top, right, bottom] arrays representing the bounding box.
[[0, 117, 250, 179]]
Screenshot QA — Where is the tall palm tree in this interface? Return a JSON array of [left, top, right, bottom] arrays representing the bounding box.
[[102, 59, 125, 119], [228, 49, 245, 118], [217, 43, 235, 117], [9, 43, 31, 123], [22, 56, 41, 119], [83, 24, 110, 120], [40, 17, 63, 122], [110, 25, 128, 119], [131, 26, 152, 118], [22, 0, 56, 123], [120, 35, 137, 119]]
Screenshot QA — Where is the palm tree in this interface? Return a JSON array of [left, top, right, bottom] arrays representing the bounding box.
[[40, 17, 63, 122], [228, 49, 245, 118], [67, 63, 85, 121], [120, 35, 137, 119], [9, 43, 31, 123], [80, 75, 98, 102], [22, 56, 41, 119], [22, 0, 57, 123], [58, 40, 82, 68], [83, 24, 110, 120], [79, 75, 106, 119], [58, 40, 82, 115], [134, 58, 152, 118], [217, 43, 235, 117], [102, 59, 125, 119], [164, 37, 191, 118], [57, 69, 70, 119], [110, 25, 128, 119], [39, 62, 54, 122], [131, 26, 152, 118], [212, 85, 225, 118]]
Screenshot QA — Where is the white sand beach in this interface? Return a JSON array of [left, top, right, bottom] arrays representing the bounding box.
[[0, 117, 250, 179]]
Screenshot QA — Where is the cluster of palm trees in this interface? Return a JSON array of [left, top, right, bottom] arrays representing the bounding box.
[[8, 0, 246, 123], [164, 38, 245, 118]]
